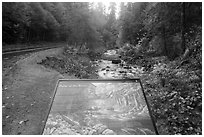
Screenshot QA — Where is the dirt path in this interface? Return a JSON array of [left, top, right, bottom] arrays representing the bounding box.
[[2, 48, 74, 135], [2, 49, 146, 135]]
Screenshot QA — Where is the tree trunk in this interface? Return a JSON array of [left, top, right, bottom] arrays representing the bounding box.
[[162, 25, 168, 56], [181, 2, 186, 54], [27, 27, 31, 43], [43, 31, 45, 41]]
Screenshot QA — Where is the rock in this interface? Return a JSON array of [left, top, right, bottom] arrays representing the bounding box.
[[19, 120, 24, 124], [101, 50, 120, 60], [6, 115, 10, 119], [124, 66, 131, 69], [112, 60, 121, 64], [106, 66, 110, 68], [120, 63, 124, 67], [101, 68, 106, 71], [119, 71, 126, 73], [126, 73, 135, 77]]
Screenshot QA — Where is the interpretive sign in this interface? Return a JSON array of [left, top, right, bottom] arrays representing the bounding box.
[[42, 79, 158, 135]]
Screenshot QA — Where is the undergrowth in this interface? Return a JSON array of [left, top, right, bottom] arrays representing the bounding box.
[[141, 56, 202, 135], [38, 46, 100, 79], [119, 28, 202, 134]]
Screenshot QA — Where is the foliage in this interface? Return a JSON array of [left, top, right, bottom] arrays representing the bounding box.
[[143, 58, 201, 134], [118, 43, 144, 62], [2, 3, 31, 43], [38, 46, 98, 79], [118, 2, 202, 59], [122, 27, 202, 134], [2, 2, 118, 51], [118, 2, 147, 45], [118, 10, 202, 133], [3, 2, 202, 134]]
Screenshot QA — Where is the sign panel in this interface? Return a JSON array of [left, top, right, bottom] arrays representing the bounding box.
[[43, 79, 158, 135]]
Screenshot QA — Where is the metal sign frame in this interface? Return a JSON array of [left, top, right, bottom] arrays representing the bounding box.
[[41, 78, 159, 135]]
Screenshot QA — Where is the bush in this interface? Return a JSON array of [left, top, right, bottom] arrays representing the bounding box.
[[39, 46, 98, 79], [118, 43, 144, 62]]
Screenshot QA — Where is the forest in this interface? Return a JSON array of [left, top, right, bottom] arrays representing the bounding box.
[[2, 2, 202, 135], [2, 2, 202, 58], [2, 2, 118, 49]]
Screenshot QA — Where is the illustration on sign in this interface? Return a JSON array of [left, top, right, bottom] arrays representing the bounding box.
[[43, 79, 157, 135]]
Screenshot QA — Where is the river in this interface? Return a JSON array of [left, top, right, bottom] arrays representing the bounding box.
[[43, 50, 156, 135]]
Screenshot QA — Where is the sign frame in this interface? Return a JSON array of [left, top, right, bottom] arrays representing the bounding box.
[[41, 78, 159, 135]]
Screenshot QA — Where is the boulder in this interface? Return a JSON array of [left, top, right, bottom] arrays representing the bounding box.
[[112, 59, 121, 64], [123, 66, 131, 69], [101, 50, 120, 60], [102, 54, 119, 60], [119, 70, 126, 73], [101, 68, 106, 71]]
